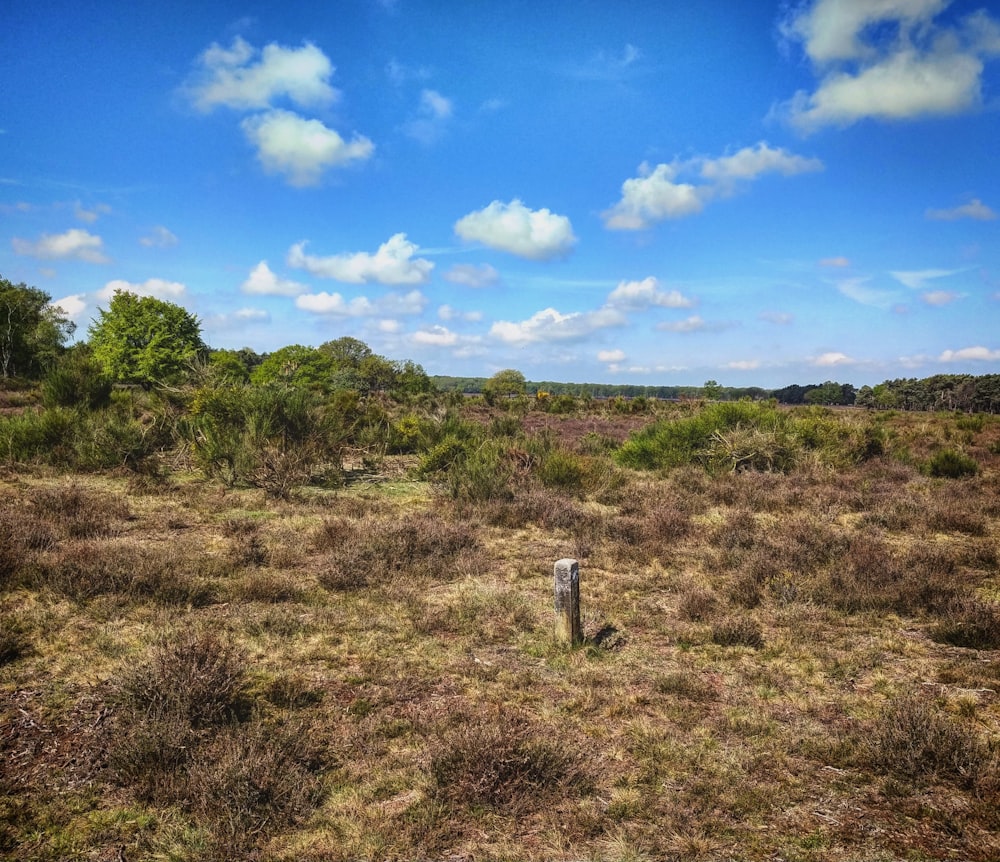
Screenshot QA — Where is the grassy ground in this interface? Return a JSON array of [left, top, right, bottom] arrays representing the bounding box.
[[2, 404, 999, 861]]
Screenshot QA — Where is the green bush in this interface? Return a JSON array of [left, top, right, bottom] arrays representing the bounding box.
[[616, 400, 788, 471], [0, 406, 77, 465], [926, 448, 979, 479], [41, 350, 112, 410]]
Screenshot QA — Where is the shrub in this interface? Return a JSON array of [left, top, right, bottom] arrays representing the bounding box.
[[41, 350, 112, 410], [710, 616, 764, 649], [926, 448, 979, 479], [318, 512, 479, 591], [430, 716, 590, 813], [677, 588, 719, 622], [185, 720, 326, 850], [114, 629, 249, 730], [0, 407, 76, 465], [931, 596, 1000, 650], [865, 694, 989, 788]]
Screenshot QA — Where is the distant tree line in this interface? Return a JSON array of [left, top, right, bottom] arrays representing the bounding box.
[[3, 274, 998, 415], [433, 374, 1000, 413]]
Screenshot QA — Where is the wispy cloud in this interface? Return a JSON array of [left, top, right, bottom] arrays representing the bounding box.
[[926, 197, 997, 221]]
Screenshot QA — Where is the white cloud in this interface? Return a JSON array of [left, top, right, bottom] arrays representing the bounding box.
[[241, 109, 374, 187], [97, 278, 186, 302], [12, 228, 109, 263], [454, 199, 576, 260], [835, 276, 897, 308], [890, 267, 963, 289], [939, 345, 1000, 362], [378, 319, 402, 333], [413, 325, 459, 346], [443, 263, 500, 288], [779, 1, 1000, 131], [287, 234, 433, 284], [234, 307, 269, 321], [598, 349, 626, 363], [74, 202, 111, 224], [404, 89, 454, 145], [813, 351, 854, 367], [490, 306, 626, 345], [603, 163, 704, 229], [51, 294, 87, 320], [241, 260, 309, 296], [699, 142, 823, 185], [656, 315, 709, 333], [926, 198, 997, 220], [603, 143, 822, 230], [438, 304, 482, 322], [819, 256, 851, 267], [759, 311, 794, 325], [295, 288, 426, 317], [186, 37, 338, 112], [140, 225, 179, 248], [607, 277, 695, 310], [922, 290, 961, 305], [726, 359, 761, 371]]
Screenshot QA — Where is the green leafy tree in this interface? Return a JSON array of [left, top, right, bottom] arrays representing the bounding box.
[[702, 380, 722, 401], [482, 368, 526, 404], [250, 345, 335, 390], [88, 290, 205, 387], [0, 276, 76, 378]]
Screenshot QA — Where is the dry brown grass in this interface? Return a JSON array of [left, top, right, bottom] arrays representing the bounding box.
[[1, 407, 999, 861]]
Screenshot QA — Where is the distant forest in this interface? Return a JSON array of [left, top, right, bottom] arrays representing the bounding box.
[[431, 373, 1000, 413]]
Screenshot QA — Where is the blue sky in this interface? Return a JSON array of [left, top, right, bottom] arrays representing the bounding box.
[[2, 0, 999, 388]]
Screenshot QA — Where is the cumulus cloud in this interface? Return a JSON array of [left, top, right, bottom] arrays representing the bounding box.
[[412, 325, 459, 346], [185, 37, 338, 112], [241, 109, 373, 186], [288, 234, 433, 284], [51, 294, 87, 320], [603, 143, 821, 230], [778, 0, 1000, 131], [926, 198, 997, 220], [12, 228, 109, 263], [140, 225, 179, 248], [598, 349, 627, 363], [97, 278, 186, 302], [443, 263, 500, 288], [939, 346, 1000, 362], [726, 359, 761, 371], [209, 307, 272, 328], [241, 260, 309, 296], [606, 277, 694, 310], [404, 89, 453, 144], [813, 351, 854, 367], [455, 199, 576, 260], [490, 307, 626, 345], [295, 288, 426, 317]]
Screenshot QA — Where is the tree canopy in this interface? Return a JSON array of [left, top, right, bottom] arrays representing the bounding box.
[[88, 290, 205, 387], [0, 276, 76, 379]]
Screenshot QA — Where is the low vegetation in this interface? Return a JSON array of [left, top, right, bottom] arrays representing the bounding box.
[[1, 288, 999, 859]]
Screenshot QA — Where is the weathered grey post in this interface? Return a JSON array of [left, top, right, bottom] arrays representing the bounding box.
[[554, 558, 581, 645]]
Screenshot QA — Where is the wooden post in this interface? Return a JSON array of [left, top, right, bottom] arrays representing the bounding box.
[[554, 558, 581, 645]]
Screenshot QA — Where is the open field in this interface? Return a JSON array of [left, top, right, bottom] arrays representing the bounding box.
[[2, 400, 999, 861]]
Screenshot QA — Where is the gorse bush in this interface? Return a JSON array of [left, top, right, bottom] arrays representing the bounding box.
[[186, 382, 352, 494], [925, 448, 979, 478]]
